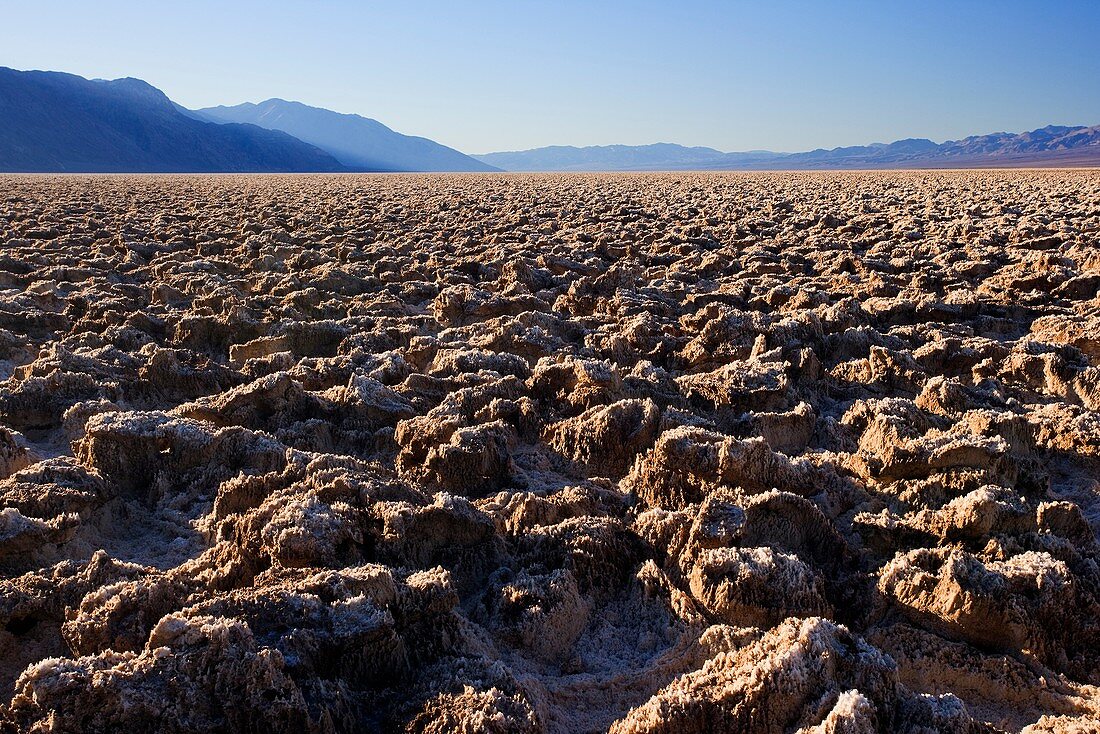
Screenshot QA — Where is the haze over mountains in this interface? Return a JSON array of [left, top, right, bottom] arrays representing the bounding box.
[[0, 67, 491, 173], [476, 126, 1100, 171], [0, 66, 1098, 173], [474, 143, 778, 172], [192, 100, 495, 172], [0, 68, 344, 173]]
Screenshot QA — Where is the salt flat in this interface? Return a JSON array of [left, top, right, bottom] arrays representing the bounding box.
[[0, 171, 1098, 733]]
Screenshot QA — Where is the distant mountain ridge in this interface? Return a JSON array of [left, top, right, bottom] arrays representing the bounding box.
[[0, 67, 346, 173], [193, 99, 497, 172], [475, 125, 1100, 171], [2, 65, 1097, 174], [0, 67, 495, 173], [474, 144, 776, 172]]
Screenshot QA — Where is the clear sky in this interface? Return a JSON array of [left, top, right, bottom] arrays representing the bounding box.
[[2, 0, 1099, 154]]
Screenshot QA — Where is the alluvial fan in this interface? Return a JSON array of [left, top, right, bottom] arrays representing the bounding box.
[[0, 171, 1098, 733]]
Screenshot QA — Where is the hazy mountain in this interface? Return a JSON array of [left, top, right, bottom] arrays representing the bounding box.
[[0, 67, 346, 173], [474, 143, 731, 172], [475, 143, 799, 172], [476, 125, 1100, 171], [771, 125, 1100, 169], [194, 99, 498, 172], [5, 64, 1095, 174]]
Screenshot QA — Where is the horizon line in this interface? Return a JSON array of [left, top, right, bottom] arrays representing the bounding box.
[[4, 64, 1097, 159]]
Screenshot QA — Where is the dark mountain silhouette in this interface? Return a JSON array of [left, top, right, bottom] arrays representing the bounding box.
[[0, 67, 346, 173], [194, 99, 498, 172], [476, 125, 1100, 171]]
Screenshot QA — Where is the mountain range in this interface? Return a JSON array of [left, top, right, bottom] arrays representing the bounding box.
[[0, 67, 492, 173], [0, 68, 344, 173], [0, 66, 1098, 173], [191, 99, 495, 172], [475, 126, 1100, 171]]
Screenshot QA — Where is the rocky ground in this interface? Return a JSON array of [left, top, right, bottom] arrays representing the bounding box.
[[0, 172, 1097, 733]]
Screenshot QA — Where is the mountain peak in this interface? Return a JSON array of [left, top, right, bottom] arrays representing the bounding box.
[[0, 67, 345, 172], [196, 100, 497, 172]]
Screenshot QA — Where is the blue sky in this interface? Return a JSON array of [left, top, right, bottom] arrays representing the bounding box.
[[2, 1, 1098, 153]]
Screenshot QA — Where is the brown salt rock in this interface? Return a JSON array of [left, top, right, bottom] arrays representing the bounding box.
[[174, 371, 316, 430], [716, 490, 848, 571], [0, 457, 107, 522], [792, 690, 878, 734], [518, 515, 647, 594], [0, 427, 36, 480], [320, 373, 417, 428], [486, 567, 591, 663], [428, 347, 531, 379], [215, 456, 406, 573], [529, 356, 625, 412], [228, 334, 291, 364], [1030, 314, 1100, 366], [403, 658, 542, 734], [432, 284, 547, 329], [678, 307, 771, 367], [260, 492, 364, 569], [60, 398, 122, 441], [172, 313, 263, 357], [878, 547, 1100, 682], [915, 376, 998, 418], [373, 492, 499, 579], [624, 426, 832, 510], [843, 398, 1012, 482], [0, 552, 150, 700], [988, 347, 1097, 409], [608, 617, 900, 734], [962, 409, 1035, 455], [855, 485, 1036, 549], [397, 419, 517, 497], [170, 572, 412, 689], [0, 360, 107, 429], [676, 359, 791, 415], [546, 397, 660, 478], [76, 410, 287, 499], [4, 171, 1100, 734], [7, 563, 465, 733], [62, 571, 199, 655], [480, 484, 624, 536], [869, 623, 1100, 732], [136, 344, 245, 403], [745, 401, 816, 454], [0, 508, 79, 562], [688, 546, 830, 627], [623, 427, 725, 509], [5, 615, 319, 733], [1026, 403, 1100, 457], [465, 312, 575, 364]]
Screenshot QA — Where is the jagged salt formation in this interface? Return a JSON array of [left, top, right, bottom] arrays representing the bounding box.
[[0, 171, 1098, 733]]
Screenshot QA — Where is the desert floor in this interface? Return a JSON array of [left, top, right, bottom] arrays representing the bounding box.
[[0, 172, 1098, 733]]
